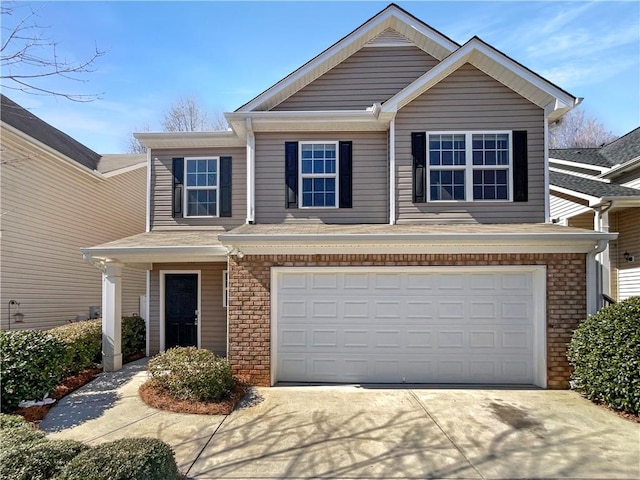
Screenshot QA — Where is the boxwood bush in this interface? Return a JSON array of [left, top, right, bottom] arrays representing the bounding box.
[[0, 439, 88, 480], [148, 347, 234, 402], [50, 320, 102, 376], [122, 315, 146, 359], [57, 438, 179, 480], [568, 296, 640, 414], [0, 331, 67, 412], [0, 414, 46, 445]]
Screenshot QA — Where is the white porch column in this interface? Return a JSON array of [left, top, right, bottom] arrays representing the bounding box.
[[102, 262, 123, 371]]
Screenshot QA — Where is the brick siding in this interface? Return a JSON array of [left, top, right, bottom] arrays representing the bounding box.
[[227, 253, 586, 389]]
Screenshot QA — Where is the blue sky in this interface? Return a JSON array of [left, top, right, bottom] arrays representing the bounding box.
[[2, 1, 639, 154]]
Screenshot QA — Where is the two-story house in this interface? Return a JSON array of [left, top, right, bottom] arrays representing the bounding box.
[[1, 94, 147, 330], [83, 4, 614, 389]]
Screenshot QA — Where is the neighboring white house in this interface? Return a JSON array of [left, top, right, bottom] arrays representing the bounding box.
[[0, 94, 147, 330]]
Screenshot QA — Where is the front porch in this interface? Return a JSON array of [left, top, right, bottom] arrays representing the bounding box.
[[82, 230, 228, 371]]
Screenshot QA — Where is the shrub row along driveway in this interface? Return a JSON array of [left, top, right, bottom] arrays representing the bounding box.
[[41, 360, 639, 479]]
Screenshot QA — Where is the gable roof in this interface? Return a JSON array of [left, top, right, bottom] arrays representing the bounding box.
[[236, 4, 460, 113], [1, 94, 101, 171], [550, 170, 640, 199], [381, 36, 578, 121]]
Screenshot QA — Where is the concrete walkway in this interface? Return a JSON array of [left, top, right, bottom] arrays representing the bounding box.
[[41, 360, 640, 479]]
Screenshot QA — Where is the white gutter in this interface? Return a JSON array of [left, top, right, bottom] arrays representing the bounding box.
[[586, 239, 609, 315], [389, 117, 396, 225], [600, 155, 640, 179], [246, 118, 255, 224]]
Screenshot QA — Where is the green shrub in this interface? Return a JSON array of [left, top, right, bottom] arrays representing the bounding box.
[[122, 315, 146, 359], [0, 331, 67, 412], [148, 347, 235, 402], [49, 320, 102, 376], [0, 414, 45, 446], [568, 296, 640, 414], [56, 438, 179, 480], [0, 439, 87, 480]]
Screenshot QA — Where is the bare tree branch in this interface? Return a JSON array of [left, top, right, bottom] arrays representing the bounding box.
[[1, 2, 105, 102], [550, 108, 618, 149], [126, 124, 150, 154]]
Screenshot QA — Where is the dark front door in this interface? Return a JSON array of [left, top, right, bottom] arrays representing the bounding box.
[[165, 273, 198, 349]]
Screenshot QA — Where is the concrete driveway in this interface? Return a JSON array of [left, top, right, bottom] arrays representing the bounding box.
[[41, 360, 640, 479]]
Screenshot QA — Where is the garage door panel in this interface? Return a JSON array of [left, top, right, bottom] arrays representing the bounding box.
[[276, 269, 537, 384]]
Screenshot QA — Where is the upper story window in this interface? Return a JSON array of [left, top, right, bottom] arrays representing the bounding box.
[[185, 157, 219, 217], [427, 131, 512, 202], [299, 142, 338, 208]]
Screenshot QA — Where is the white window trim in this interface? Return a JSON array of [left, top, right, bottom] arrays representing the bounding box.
[[426, 131, 513, 203], [222, 270, 228, 308], [298, 141, 339, 209], [184, 156, 220, 218]]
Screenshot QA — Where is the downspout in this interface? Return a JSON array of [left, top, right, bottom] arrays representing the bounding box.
[[145, 149, 152, 232], [389, 117, 396, 225], [586, 238, 609, 316], [246, 118, 255, 224], [594, 201, 614, 306]]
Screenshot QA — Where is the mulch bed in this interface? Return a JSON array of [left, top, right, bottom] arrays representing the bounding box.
[[14, 366, 102, 422], [139, 380, 250, 415]]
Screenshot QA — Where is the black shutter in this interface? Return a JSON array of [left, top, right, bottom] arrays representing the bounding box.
[[412, 132, 426, 203], [172, 157, 184, 218], [513, 130, 528, 202], [339, 141, 352, 208], [219, 156, 232, 217], [285, 142, 298, 208]]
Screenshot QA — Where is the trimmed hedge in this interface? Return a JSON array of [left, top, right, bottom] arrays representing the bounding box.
[[49, 320, 102, 377], [0, 331, 67, 412], [0, 439, 88, 480], [0, 414, 46, 446], [568, 296, 640, 414], [122, 315, 146, 358], [148, 347, 234, 402], [56, 438, 179, 480]]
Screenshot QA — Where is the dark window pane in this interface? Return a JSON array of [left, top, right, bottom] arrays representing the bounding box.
[[326, 193, 335, 206], [497, 186, 508, 199], [473, 186, 482, 200], [314, 159, 324, 174], [454, 170, 465, 183], [313, 178, 324, 191], [430, 186, 439, 200], [473, 170, 482, 183], [430, 151, 440, 165], [485, 151, 496, 165], [442, 151, 453, 165], [302, 178, 312, 192], [473, 151, 483, 165], [484, 186, 495, 200], [302, 159, 312, 174], [485, 170, 495, 183], [302, 193, 312, 206], [496, 170, 507, 183], [454, 186, 465, 200], [430, 171, 440, 184], [314, 193, 324, 206], [442, 170, 452, 184], [326, 178, 335, 192], [443, 185, 453, 200]]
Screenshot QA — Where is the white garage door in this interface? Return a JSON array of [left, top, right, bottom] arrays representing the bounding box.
[[274, 267, 542, 385]]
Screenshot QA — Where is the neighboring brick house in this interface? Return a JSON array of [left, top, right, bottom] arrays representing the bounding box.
[[549, 127, 640, 305], [83, 4, 613, 389], [0, 94, 147, 330]]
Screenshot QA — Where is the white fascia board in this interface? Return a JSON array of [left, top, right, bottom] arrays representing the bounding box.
[[237, 6, 458, 113], [549, 157, 610, 175], [600, 155, 640, 179], [549, 184, 599, 203], [220, 231, 617, 255], [382, 38, 578, 115], [549, 166, 611, 182], [101, 161, 147, 178], [2, 123, 104, 180], [134, 131, 244, 149], [590, 196, 640, 209], [81, 245, 228, 264]]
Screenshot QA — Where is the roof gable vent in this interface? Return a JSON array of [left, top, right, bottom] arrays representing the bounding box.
[[364, 28, 414, 47]]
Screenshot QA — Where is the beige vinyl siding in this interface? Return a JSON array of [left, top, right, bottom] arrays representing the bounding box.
[[254, 132, 388, 224], [614, 208, 640, 300], [550, 193, 591, 221], [0, 139, 146, 330], [272, 46, 437, 111], [148, 262, 227, 356], [395, 63, 545, 224], [567, 211, 595, 230], [150, 147, 246, 230]]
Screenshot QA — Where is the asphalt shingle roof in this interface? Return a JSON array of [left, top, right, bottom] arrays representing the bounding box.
[[550, 127, 640, 168], [1, 94, 101, 171], [550, 170, 640, 198]]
